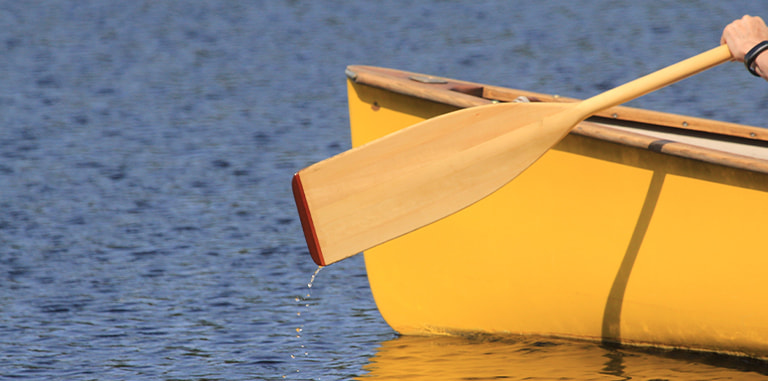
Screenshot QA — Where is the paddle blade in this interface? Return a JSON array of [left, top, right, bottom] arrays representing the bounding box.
[[293, 102, 577, 266]]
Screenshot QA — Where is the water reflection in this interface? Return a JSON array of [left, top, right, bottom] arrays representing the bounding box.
[[359, 334, 768, 380]]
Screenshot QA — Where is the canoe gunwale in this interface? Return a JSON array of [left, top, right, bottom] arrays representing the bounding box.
[[346, 65, 768, 175], [576, 119, 768, 174]]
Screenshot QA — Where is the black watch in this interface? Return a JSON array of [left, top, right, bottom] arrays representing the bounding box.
[[744, 41, 768, 77]]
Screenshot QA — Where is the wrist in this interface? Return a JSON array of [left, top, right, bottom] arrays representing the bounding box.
[[755, 53, 768, 78]]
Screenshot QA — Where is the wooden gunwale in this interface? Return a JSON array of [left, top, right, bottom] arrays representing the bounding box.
[[346, 65, 768, 174]]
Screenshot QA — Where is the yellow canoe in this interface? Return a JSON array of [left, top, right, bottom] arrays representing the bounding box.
[[346, 65, 768, 360]]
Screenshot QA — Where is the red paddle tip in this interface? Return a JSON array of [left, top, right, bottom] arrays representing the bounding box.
[[292, 172, 326, 266]]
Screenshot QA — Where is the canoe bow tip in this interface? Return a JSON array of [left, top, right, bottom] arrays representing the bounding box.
[[291, 172, 327, 266]]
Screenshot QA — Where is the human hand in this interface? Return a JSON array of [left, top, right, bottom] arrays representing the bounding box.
[[721, 15, 768, 62]]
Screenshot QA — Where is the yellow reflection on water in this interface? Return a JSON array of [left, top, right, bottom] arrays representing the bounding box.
[[358, 335, 768, 380]]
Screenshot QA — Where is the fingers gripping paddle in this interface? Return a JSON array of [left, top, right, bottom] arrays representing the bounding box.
[[294, 45, 732, 266]]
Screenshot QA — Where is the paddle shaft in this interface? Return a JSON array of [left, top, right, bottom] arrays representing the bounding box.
[[575, 45, 731, 118]]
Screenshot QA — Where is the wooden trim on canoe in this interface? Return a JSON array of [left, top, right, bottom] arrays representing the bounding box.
[[346, 66, 493, 109], [575, 121, 768, 174], [346, 65, 768, 175]]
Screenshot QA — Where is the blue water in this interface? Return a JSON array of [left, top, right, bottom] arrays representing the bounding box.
[[0, 1, 766, 379]]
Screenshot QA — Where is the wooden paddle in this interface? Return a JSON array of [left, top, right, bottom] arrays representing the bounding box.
[[293, 45, 732, 266]]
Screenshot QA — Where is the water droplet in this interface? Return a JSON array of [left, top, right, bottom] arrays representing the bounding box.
[[291, 265, 323, 373], [307, 266, 322, 288]]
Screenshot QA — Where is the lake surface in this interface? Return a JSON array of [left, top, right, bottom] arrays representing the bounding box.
[[0, 1, 767, 379]]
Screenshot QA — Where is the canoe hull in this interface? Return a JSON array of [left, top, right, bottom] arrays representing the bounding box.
[[346, 67, 768, 359]]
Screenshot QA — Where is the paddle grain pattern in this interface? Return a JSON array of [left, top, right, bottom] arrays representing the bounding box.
[[294, 102, 573, 266]]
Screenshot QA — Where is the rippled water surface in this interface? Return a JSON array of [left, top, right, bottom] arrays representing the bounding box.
[[0, 1, 767, 379]]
